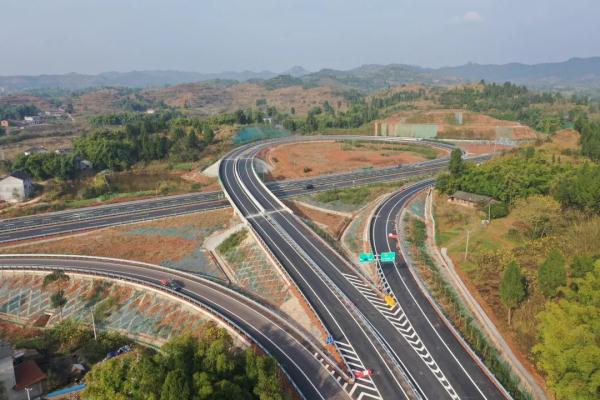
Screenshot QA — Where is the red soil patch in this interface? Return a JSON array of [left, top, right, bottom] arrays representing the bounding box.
[[262, 141, 437, 181], [456, 143, 513, 155], [0, 209, 233, 266], [285, 201, 350, 238]]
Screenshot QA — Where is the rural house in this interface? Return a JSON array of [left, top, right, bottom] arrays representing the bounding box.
[[448, 190, 497, 208], [0, 340, 46, 400], [0, 172, 33, 202]]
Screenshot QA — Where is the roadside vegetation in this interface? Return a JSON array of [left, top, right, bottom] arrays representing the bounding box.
[[1, 319, 129, 393], [405, 216, 530, 399], [433, 127, 600, 399], [83, 326, 289, 400], [313, 182, 404, 208]]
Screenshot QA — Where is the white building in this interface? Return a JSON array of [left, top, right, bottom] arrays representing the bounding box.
[[0, 172, 33, 203]]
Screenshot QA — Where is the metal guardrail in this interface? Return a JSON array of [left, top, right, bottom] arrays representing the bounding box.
[[0, 264, 311, 400], [266, 214, 422, 398]]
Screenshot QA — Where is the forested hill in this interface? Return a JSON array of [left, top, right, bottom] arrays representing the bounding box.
[[1, 58, 599, 94]]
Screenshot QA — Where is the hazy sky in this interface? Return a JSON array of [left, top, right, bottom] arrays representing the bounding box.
[[1, 0, 599, 75]]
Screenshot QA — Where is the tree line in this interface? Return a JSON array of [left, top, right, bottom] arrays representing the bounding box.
[[12, 113, 217, 180], [437, 147, 600, 215], [84, 327, 288, 400], [439, 81, 577, 133], [0, 103, 40, 120]]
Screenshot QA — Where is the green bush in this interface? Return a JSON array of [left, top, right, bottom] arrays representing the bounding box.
[[488, 202, 509, 219], [217, 230, 248, 255]]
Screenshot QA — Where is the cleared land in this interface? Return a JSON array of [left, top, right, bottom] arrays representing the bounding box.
[[259, 140, 445, 180], [380, 110, 539, 141], [285, 200, 350, 238], [0, 209, 233, 279]]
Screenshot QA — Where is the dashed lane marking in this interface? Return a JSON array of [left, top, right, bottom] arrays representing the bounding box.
[[341, 272, 460, 400]]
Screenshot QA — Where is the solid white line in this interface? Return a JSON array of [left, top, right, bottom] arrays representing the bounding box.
[[377, 186, 489, 399]]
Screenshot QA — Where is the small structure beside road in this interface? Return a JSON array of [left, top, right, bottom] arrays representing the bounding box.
[[448, 190, 497, 208], [0, 172, 33, 202], [0, 340, 47, 400]]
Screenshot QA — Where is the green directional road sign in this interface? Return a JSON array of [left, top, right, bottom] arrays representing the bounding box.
[[380, 251, 396, 263], [359, 252, 375, 263]]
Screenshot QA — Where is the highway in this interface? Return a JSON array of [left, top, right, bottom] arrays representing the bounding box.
[[0, 134, 507, 399], [220, 145, 414, 400], [219, 140, 508, 399], [0, 137, 465, 244], [0, 255, 349, 400], [369, 183, 509, 399]]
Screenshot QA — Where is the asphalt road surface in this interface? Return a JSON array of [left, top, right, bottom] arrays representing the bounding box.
[[0, 255, 349, 400], [370, 182, 509, 399], [1, 137, 471, 243], [219, 140, 507, 399]]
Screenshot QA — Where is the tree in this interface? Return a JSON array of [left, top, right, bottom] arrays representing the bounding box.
[[448, 148, 463, 175], [533, 262, 600, 400], [50, 289, 68, 320], [202, 127, 215, 144], [83, 326, 287, 400], [538, 249, 567, 297], [500, 261, 526, 325], [571, 254, 595, 278], [161, 369, 190, 400], [43, 270, 70, 288]]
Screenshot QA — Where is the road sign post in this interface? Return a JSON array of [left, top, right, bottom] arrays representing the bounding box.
[[380, 252, 396, 263], [359, 252, 375, 263]]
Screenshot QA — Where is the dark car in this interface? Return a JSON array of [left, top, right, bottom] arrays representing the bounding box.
[[160, 278, 182, 291], [304, 183, 315, 190]]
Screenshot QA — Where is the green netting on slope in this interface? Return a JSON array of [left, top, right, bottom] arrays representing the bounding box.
[[233, 125, 290, 145]]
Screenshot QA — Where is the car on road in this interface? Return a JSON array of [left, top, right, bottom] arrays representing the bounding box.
[[355, 369, 373, 379], [304, 183, 315, 190], [160, 278, 182, 291]]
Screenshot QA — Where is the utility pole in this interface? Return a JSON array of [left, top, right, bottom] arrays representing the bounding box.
[[91, 306, 97, 341], [488, 202, 491, 223], [464, 230, 471, 260]]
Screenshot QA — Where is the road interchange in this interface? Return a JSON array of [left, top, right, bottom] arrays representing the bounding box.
[[219, 139, 509, 399], [0, 255, 349, 400], [0, 135, 509, 399]]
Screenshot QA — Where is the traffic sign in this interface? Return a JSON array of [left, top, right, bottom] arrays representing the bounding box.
[[359, 252, 375, 263], [380, 251, 396, 263], [326, 335, 334, 345]]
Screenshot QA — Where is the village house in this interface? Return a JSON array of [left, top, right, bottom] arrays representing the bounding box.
[[23, 116, 42, 125], [0, 340, 46, 400], [0, 172, 33, 202], [1, 120, 8, 128], [448, 190, 497, 208]]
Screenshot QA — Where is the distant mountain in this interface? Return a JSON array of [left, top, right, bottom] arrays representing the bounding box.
[[302, 57, 600, 92], [0, 69, 283, 94], [434, 57, 600, 89], [282, 66, 311, 77], [0, 57, 598, 94], [303, 64, 444, 91]]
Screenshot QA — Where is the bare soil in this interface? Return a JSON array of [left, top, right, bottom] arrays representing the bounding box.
[[456, 143, 513, 155], [380, 110, 539, 141], [285, 200, 350, 238], [260, 141, 441, 180], [0, 209, 234, 265]]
